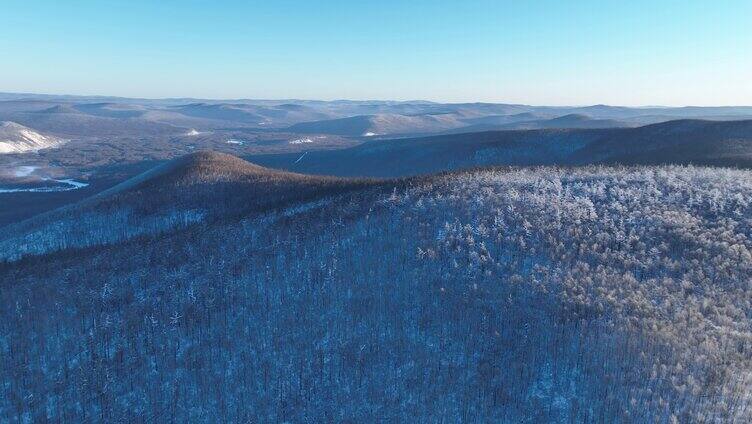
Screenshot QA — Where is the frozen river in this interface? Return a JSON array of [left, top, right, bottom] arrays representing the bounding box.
[[0, 178, 89, 193]]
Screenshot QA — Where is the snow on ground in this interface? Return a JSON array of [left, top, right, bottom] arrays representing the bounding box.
[[0, 178, 89, 193], [282, 198, 333, 217], [1, 164, 88, 193], [290, 135, 327, 144], [12, 166, 38, 178], [0, 122, 66, 154], [362, 132, 378, 137], [289, 137, 315, 144], [185, 129, 201, 136], [226, 139, 245, 145]]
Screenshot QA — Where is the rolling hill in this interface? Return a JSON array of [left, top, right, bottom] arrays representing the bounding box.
[[446, 113, 634, 134], [288, 112, 634, 137], [0, 151, 374, 261], [500, 113, 632, 130], [169, 102, 338, 128], [251, 119, 752, 177], [2, 94, 752, 144], [11, 105, 184, 137], [287, 113, 468, 136]]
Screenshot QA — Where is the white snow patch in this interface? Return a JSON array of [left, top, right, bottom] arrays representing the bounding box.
[[289, 137, 315, 145], [0, 178, 89, 193], [0, 122, 66, 154], [282, 198, 332, 217], [362, 132, 378, 137], [185, 129, 201, 136], [226, 139, 245, 145], [13, 166, 38, 178]]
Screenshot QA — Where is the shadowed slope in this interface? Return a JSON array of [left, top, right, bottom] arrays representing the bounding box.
[[251, 119, 752, 177], [573, 119, 752, 166], [0, 151, 377, 261], [94, 151, 376, 214], [463, 113, 633, 132], [96, 150, 296, 196]]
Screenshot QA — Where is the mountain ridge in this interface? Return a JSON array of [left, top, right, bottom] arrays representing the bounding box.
[[251, 119, 752, 177]]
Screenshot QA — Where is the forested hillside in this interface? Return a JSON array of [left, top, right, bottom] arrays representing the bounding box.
[[1, 156, 751, 422], [251, 119, 752, 177], [0, 152, 374, 261]]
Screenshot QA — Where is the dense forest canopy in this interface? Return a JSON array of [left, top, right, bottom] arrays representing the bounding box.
[[1, 160, 751, 422]]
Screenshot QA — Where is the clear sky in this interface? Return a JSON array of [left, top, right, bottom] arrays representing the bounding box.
[[1, 0, 750, 105]]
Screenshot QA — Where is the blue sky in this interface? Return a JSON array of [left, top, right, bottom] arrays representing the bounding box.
[[1, 0, 750, 105]]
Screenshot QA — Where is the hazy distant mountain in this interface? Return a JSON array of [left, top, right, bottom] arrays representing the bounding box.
[[0, 121, 65, 154], [287, 113, 468, 136], [2, 93, 752, 141], [502, 113, 632, 130], [40, 104, 79, 114], [72, 102, 148, 119], [169, 103, 338, 128], [284, 110, 629, 137], [564, 104, 752, 120], [15, 106, 183, 137], [459, 112, 551, 126], [253, 119, 752, 177], [450, 113, 633, 133], [172, 103, 268, 125]]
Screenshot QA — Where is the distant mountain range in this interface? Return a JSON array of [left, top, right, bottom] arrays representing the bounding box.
[[2, 92, 752, 138], [3, 91, 752, 228], [444, 113, 636, 133]]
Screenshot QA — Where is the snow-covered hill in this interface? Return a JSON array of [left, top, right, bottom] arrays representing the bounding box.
[[0, 121, 65, 154], [1, 155, 751, 422]]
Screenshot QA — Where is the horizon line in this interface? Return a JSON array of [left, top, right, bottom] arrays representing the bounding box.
[[1, 90, 751, 109]]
